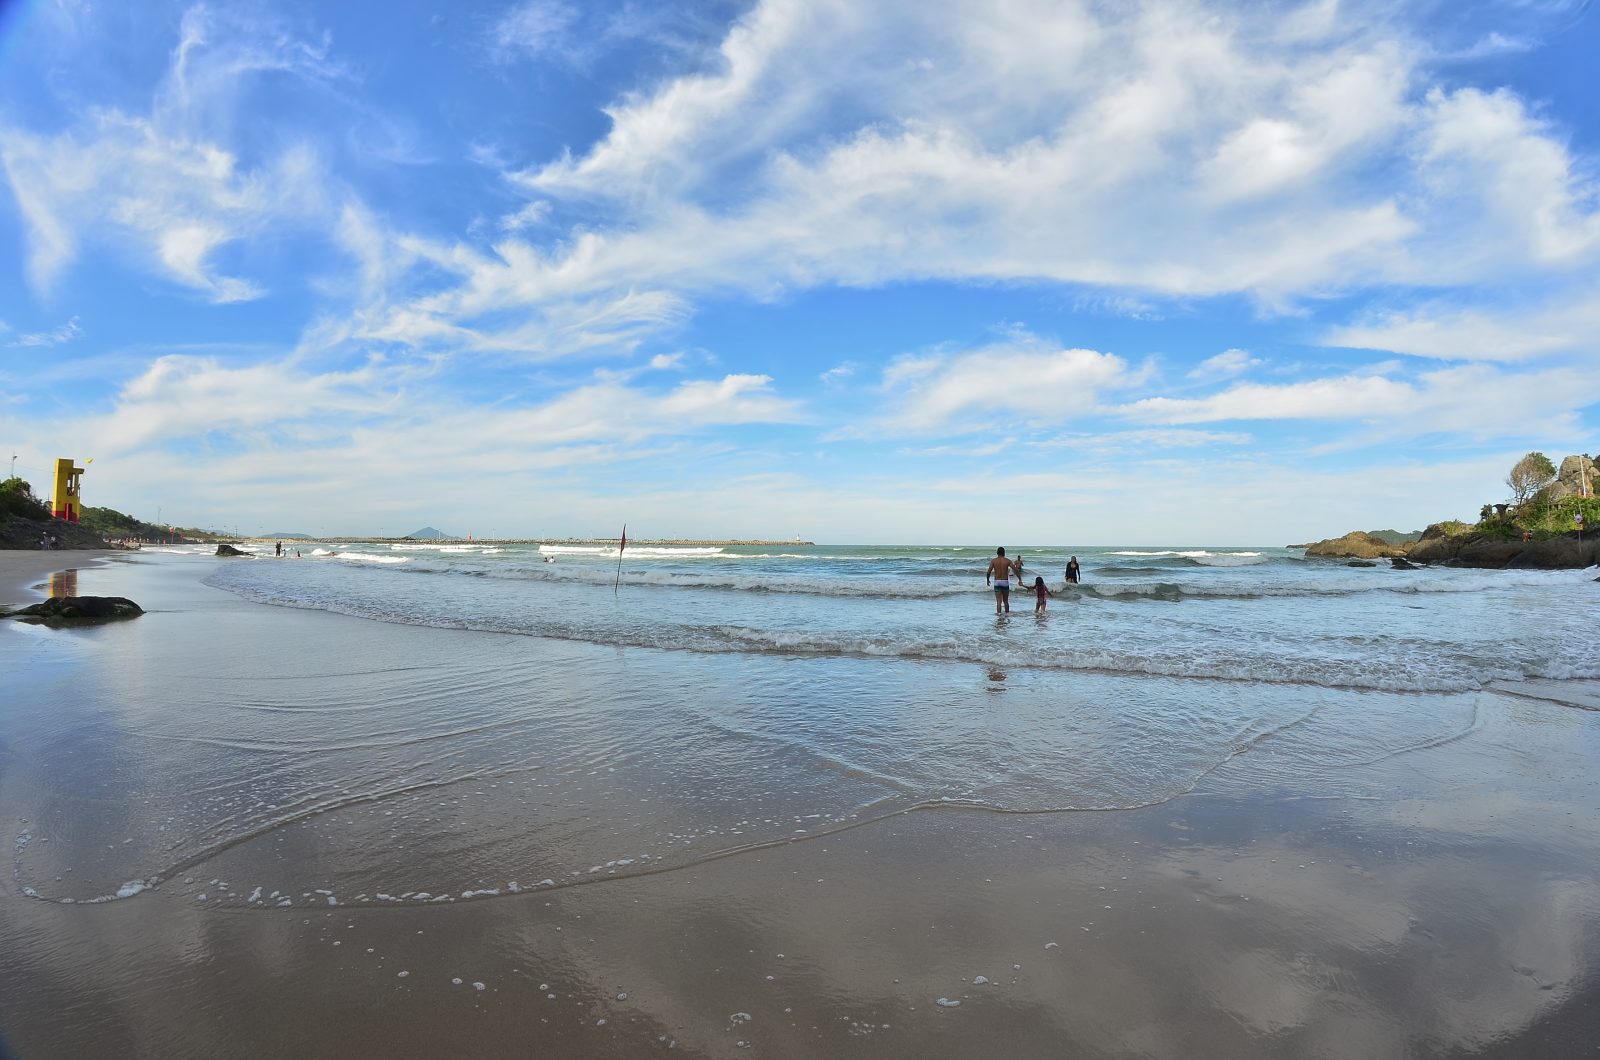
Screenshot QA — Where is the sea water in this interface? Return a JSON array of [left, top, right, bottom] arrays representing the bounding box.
[[203, 541, 1597, 692], [7, 543, 1597, 910]]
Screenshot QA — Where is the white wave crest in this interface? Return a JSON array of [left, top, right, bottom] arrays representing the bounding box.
[[538, 544, 725, 558]]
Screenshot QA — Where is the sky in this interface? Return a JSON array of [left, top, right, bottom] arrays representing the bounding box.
[[0, 0, 1596, 544]]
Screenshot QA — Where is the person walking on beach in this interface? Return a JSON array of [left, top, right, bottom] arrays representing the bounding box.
[[1031, 576, 1052, 612], [987, 547, 1019, 613], [1065, 555, 1081, 584]]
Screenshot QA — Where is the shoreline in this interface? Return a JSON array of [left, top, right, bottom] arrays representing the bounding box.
[[0, 548, 114, 606]]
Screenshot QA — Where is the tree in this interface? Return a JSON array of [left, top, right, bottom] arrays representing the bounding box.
[[0, 476, 51, 521], [1506, 452, 1557, 505]]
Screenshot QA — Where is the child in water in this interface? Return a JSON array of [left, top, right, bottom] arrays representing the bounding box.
[[1031, 576, 1052, 612]]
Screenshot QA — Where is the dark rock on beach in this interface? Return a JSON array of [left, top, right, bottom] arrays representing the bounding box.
[[1390, 557, 1419, 570], [215, 543, 252, 557], [1346, 560, 1378, 567], [12, 595, 143, 624]]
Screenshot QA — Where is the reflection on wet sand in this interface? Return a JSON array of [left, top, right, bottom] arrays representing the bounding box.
[[1, 556, 1597, 1058], [48, 567, 77, 598]]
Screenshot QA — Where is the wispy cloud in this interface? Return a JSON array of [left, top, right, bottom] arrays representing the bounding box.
[[489, 0, 578, 62], [1121, 363, 1600, 444], [36, 351, 806, 459], [9, 317, 83, 348], [1187, 349, 1262, 381], [0, 5, 339, 300], [1032, 428, 1254, 451], [1325, 283, 1600, 361]]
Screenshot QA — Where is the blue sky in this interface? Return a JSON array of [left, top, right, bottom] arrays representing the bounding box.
[[1, 0, 1596, 543]]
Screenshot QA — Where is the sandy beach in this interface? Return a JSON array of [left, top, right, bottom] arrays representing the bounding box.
[[0, 549, 114, 607], [2, 551, 1597, 1058]]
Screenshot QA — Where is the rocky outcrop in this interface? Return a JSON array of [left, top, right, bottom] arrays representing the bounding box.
[[0, 516, 109, 551], [1390, 557, 1418, 570], [215, 543, 252, 557], [1346, 560, 1378, 567], [1544, 455, 1598, 502], [1408, 528, 1598, 569], [1305, 531, 1409, 559], [11, 595, 143, 624]]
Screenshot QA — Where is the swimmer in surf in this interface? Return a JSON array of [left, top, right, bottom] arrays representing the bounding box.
[[1031, 576, 1052, 612], [986, 547, 1020, 614]]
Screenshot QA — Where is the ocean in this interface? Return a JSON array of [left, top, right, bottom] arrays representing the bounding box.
[[201, 540, 1598, 692]]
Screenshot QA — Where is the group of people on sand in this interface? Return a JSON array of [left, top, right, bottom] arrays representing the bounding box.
[[984, 547, 1081, 614]]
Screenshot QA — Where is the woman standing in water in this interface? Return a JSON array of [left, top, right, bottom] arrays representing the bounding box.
[[1065, 555, 1081, 584]]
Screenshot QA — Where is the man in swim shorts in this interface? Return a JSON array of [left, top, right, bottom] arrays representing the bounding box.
[[986, 546, 1019, 613]]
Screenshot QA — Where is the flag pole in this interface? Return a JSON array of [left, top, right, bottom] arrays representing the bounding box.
[[613, 524, 626, 595]]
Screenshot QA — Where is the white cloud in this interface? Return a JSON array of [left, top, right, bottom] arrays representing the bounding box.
[[1402, 87, 1600, 279], [9, 1, 1596, 372], [40, 351, 805, 461], [1122, 363, 1600, 443], [873, 331, 1148, 434], [1188, 349, 1262, 381], [95, 354, 392, 451], [1033, 428, 1254, 450], [0, 6, 336, 300], [449, 0, 1599, 329], [179, 0, 1595, 372], [1325, 289, 1600, 362]]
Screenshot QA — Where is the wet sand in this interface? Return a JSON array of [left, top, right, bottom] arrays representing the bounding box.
[[2, 555, 1597, 1058], [0, 549, 113, 606]]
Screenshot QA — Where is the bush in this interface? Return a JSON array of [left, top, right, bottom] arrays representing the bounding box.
[[80, 506, 139, 535], [0, 477, 51, 521], [1528, 495, 1600, 537], [1474, 521, 1519, 540]]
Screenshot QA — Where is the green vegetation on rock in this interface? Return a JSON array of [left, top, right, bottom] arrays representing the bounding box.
[[78, 505, 216, 542], [0, 477, 51, 521], [1, 479, 225, 548]]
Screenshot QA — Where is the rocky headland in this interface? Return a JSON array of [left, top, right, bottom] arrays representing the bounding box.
[[1406, 526, 1598, 569], [1299, 452, 1599, 570], [1301, 524, 1598, 570]]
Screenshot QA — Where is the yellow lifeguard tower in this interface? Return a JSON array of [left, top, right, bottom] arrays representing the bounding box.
[[51, 458, 84, 522]]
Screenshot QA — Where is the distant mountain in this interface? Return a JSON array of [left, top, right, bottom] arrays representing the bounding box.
[[405, 526, 453, 539], [264, 532, 314, 539]]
